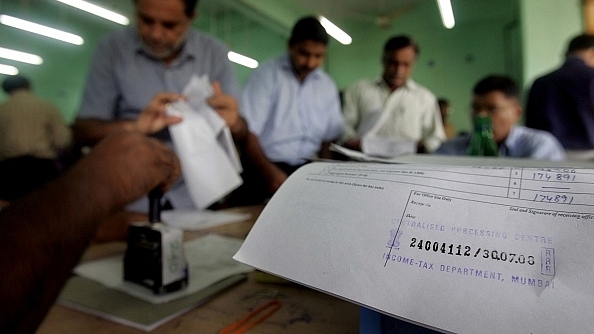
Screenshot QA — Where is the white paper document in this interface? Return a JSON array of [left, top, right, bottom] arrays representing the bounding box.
[[330, 143, 402, 163], [167, 75, 242, 209], [162, 209, 251, 231], [234, 161, 594, 333], [361, 134, 416, 158]]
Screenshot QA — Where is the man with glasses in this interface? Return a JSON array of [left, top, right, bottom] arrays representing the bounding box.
[[435, 75, 565, 160]]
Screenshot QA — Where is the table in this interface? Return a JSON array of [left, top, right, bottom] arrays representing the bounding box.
[[36, 205, 359, 333]]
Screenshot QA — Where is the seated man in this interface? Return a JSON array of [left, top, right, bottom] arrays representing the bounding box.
[[0, 75, 72, 201], [436, 75, 565, 161]]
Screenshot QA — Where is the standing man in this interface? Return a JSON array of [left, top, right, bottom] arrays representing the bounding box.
[[341, 35, 445, 154], [0, 75, 71, 201], [436, 75, 565, 160], [526, 33, 594, 160], [73, 0, 247, 209], [236, 16, 344, 203]]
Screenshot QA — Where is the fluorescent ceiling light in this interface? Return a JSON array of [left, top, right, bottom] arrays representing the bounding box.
[[0, 47, 43, 65], [0, 64, 19, 76], [228, 51, 258, 69], [54, 0, 130, 25], [0, 15, 84, 45], [318, 16, 352, 45], [437, 0, 456, 29]]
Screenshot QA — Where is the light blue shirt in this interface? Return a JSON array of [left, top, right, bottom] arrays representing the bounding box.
[[78, 27, 239, 141], [77, 27, 239, 210], [435, 125, 566, 161], [240, 53, 344, 166]]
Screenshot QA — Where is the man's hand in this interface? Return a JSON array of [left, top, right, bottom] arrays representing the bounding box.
[[344, 138, 362, 151], [263, 165, 288, 194], [207, 81, 247, 141], [0, 131, 181, 334], [135, 92, 184, 135], [84, 131, 181, 208]]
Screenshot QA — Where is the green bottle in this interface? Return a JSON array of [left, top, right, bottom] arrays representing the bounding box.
[[467, 115, 499, 156]]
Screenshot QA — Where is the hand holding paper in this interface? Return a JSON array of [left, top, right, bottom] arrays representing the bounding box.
[[207, 82, 239, 128], [135, 92, 184, 134], [166, 75, 243, 209]]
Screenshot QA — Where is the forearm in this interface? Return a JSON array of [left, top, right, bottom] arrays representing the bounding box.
[[0, 160, 122, 333], [72, 118, 136, 146], [318, 141, 334, 159], [341, 92, 360, 143], [422, 136, 444, 153], [245, 132, 273, 171], [423, 125, 447, 153], [245, 132, 287, 192], [0, 132, 180, 333], [230, 116, 249, 145], [423, 107, 447, 153]]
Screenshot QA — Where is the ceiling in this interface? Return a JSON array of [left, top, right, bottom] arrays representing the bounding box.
[[233, 0, 423, 29], [75, 0, 427, 33], [0, 0, 442, 78], [0, 0, 510, 47], [87, 0, 510, 38], [0, 0, 516, 121]]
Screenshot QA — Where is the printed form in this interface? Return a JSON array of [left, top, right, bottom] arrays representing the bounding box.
[[234, 161, 594, 333]]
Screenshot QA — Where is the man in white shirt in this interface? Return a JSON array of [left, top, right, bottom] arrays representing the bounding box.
[[341, 35, 445, 154]]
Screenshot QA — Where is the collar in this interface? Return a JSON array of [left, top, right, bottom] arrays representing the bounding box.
[[280, 53, 322, 81], [500, 125, 520, 155], [564, 55, 586, 65], [374, 77, 417, 92]]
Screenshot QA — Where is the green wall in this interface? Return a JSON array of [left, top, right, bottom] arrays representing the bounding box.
[[325, 0, 519, 132], [520, 0, 582, 86], [0, 0, 288, 123], [0, 0, 587, 133], [0, 0, 121, 123], [192, 3, 287, 85]]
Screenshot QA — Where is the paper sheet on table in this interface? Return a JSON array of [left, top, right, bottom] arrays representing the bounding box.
[[167, 75, 242, 209], [234, 161, 594, 333], [361, 134, 416, 158], [75, 234, 253, 304], [330, 144, 594, 168], [330, 143, 410, 163], [162, 210, 251, 231]]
